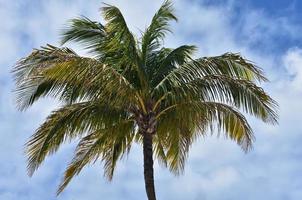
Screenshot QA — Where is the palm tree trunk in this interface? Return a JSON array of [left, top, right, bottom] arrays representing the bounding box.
[[143, 133, 156, 200]]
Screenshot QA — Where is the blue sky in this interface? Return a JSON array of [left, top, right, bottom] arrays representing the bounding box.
[[1, 0, 302, 199]]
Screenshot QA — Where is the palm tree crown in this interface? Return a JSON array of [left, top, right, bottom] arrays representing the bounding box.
[[13, 1, 278, 200]]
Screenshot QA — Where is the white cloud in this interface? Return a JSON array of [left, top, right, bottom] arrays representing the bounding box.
[[283, 48, 302, 92], [239, 10, 301, 46], [1, 0, 302, 200]]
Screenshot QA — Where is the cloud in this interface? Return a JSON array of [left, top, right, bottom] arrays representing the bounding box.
[[283, 48, 302, 92], [1, 0, 302, 200]]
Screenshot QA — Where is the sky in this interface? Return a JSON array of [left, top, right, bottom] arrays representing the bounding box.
[[0, 0, 302, 199]]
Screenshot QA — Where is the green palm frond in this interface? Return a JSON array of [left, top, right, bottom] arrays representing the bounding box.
[[153, 136, 168, 167], [151, 52, 277, 125], [13, 44, 137, 110], [194, 75, 278, 123], [165, 126, 192, 174], [141, 0, 177, 62], [159, 101, 254, 151], [57, 130, 105, 195], [102, 122, 135, 180], [197, 53, 267, 82], [60, 16, 106, 55], [101, 3, 137, 61], [150, 45, 197, 87], [144, 47, 172, 79], [155, 102, 207, 174], [202, 102, 254, 151], [153, 52, 267, 95], [101, 4, 147, 89], [26, 101, 129, 176], [154, 100, 254, 174], [155, 74, 277, 124], [57, 120, 135, 194]]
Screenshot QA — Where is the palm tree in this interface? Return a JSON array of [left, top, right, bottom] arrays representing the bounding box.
[[13, 1, 278, 200]]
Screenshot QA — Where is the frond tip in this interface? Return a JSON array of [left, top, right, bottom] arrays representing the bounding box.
[[141, 0, 178, 62], [60, 16, 106, 54]]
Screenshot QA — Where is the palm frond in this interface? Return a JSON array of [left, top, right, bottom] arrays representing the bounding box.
[[197, 53, 267, 82], [153, 52, 267, 95], [155, 102, 208, 174], [101, 3, 137, 60], [12, 45, 137, 110], [26, 101, 128, 176], [101, 4, 148, 89], [165, 126, 192, 174], [60, 16, 106, 55], [150, 45, 197, 87], [144, 48, 172, 83], [157, 101, 254, 152], [154, 74, 278, 124], [194, 75, 278, 123], [57, 120, 135, 194], [57, 130, 105, 195], [153, 134, 167, 167], [141, 0, 177, 62], [202, 102, 255, 151], [102, 122, 135, 180]]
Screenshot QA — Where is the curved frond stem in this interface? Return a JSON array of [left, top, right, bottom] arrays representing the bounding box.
[[152, 92, 171, 112], [136, 92, 147, 114], [156, 104, 178, 119]]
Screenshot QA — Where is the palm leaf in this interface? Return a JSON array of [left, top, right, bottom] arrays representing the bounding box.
[[26, 101, 128, 176], [153, 52, 267, 95], [60, 16, 106, 55], [197, 53, 268, 82], [193, 75, 278, 123], [13, 45, 137, 110], [153, 100, 254, 174], [202, 102, 255, 151], [101, 4, 148, 89], [141, 0, 177, 62], [57, 120, 135, 194], [150, 45, 197, 87], [155, 74, 277, 124]]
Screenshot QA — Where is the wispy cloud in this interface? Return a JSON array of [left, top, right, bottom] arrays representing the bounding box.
[[283, 48, 302, 92]]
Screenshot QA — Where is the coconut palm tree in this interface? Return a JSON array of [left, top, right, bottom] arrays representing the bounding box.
[[13, 1, 278, 200]]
